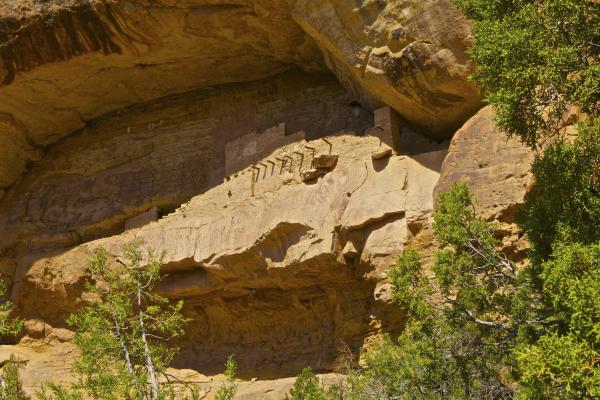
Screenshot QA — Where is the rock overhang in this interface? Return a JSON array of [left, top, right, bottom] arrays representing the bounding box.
[[14, 125, 446, 379], [0, 0, 480, 195]]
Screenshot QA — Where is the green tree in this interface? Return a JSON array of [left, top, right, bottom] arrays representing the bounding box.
[[214, 355, 238, 400], [0, 355, 28, 400], [515, 242, 600, 399], [449, 0, 600, 397], [333, 177, 598, 399], [0, 277, 25, 399], [512, 118, 600, 398], [0, 279, 23, 339], [453, 0, 599, 147], [378, 176, 599, 399], [521, 118, 600, 262], [381, 182, 524, 399], [333, 183, 526, 399], [38, 240, 197, 400], [285, 368, 328, 400]]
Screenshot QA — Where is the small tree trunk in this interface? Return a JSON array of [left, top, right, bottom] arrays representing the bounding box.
[[0, 371, 6, 394], [107, 290, 134, 375], [137, 282, 160, 399], [113, 316, 134, 373]]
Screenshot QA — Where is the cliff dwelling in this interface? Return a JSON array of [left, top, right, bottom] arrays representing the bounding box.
[[0, 1, 539, 398]]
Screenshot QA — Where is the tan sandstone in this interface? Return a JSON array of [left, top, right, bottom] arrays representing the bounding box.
[[0, 0, 479, 192], [434, 106, 535, 261], [11, 129, 445, 389], [0, 71, 372, 258], [0, 1, 541, 395]]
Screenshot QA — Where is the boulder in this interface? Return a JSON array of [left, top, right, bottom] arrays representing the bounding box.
[[300, 168, 327, 182], [312, 154, 339, 169], [371, 147, 393, 160], [292, 0, 482, 139], [435, 106, 535, 222], [435, 106, 535, 263]]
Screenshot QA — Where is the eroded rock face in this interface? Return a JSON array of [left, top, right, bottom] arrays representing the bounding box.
[[0, 0, 479, 192], [0, 71, 372, 258], [0, 1, 528, 394], [0, 0, 324, 192], [434, 106, 535, 261], [14, 130, 446, 382], [292, 0, 481, 138]]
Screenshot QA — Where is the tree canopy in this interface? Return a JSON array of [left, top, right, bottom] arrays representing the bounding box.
[[38, 241, 198, 400], [454, 0, 599, 146]]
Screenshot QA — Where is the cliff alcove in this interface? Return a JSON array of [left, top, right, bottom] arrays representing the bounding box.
[[0, 0, 535, 397]]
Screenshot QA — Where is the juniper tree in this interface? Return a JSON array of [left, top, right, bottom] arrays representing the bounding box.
[[285, 368, 328, 400], [514, 119, 600, 398], [0, 277, 25, 399], [0, 279, 22, 340], [521, 118, 600, 263], [38, 240, 198, 400], [449, 0, 600, 397], [452, 0, 599, 147], [515, 242, 600, 399], [381, 182, 525, 399], [378, 176, 599, 399], [0, 355, 28, 400]]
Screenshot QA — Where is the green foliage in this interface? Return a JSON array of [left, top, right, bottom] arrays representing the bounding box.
[[292, 171, 600, 398], [382, 181, 599, 398], [452, 0, 600, 146], [337, 331, 513, 400], [516, 242, 600, 399], [0, 355, 29, 400], [214, 355, 238, 400], [37, 384, 81, 400], [430, 182, 527, 330], [382, 182, 522, 399], [329, 337, 403, 400], [38, 240, 197, 400], [0, 279, 23, 338], [313, 1, 600, 397], [321, 183, 528, 398], [513, 122, 600, 397], [0, 279, 25, 399], [522, 118, 600, 262], [285, 368, 328, 400], [448, 0, 600, 397]]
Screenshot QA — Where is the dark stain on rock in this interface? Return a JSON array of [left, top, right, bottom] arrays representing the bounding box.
[[0, 3, 122, 86], [383, 44, 427, 84]]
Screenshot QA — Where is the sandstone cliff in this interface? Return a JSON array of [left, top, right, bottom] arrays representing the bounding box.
[[0, 0, 479, 193], [0, 1, 532, 397]]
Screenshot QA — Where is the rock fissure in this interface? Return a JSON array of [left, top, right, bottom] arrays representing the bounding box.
[[342, 210, 407, 234]]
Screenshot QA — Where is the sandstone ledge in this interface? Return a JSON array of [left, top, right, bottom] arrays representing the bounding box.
[[14, 131, 446, 383]]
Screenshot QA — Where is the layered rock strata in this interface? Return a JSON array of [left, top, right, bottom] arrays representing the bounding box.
[[0, 95, 536, 398], [0, 0, 479, 192], [0, 1, 540, 396], [0, 71, 372, 260], [12, 120, 446, 384]]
